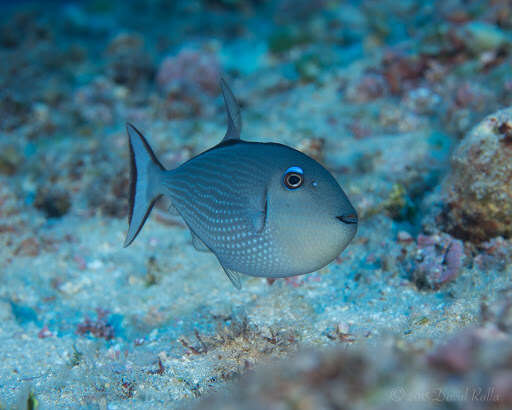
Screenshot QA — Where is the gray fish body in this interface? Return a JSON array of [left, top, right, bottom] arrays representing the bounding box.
[[164, 141, 355, 278], [124, 79, 357, 288]]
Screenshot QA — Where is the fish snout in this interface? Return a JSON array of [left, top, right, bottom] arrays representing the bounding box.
[[336, 213, 358, 225]]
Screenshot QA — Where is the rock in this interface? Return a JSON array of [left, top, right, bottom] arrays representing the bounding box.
[[73, 77, 116, 125], [267, 26, 312, 54], [0, 10, 51, 48], [383, 184, 416, 222], [441, 107, 512, 242], [0, 145, 23, 175], [296, 137, 325, 162], [14, 238, 40, 257], [403, 87, 441, 115], [460, 21, 509, 54], [428, 329, 478, 374], [294, 53, 322, 82], [34, 187, 71, 218], [474, 237, 512, 272], [345, 73, 387, 103], [381, 51, 428, 95], [105, 32, 153, 89], [0, 93, 32, 131], [492, 371, 512, 406]]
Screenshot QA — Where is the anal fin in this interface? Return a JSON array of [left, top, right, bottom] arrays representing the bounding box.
[[168, 202, 180, 216], [191, 231, 210, 252], [218, 261, 242, 290]]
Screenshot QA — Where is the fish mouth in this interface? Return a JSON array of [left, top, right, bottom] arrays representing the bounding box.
[[336, 213, 358, 225]]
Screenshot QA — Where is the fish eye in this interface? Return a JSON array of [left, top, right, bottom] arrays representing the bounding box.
[[283, 166, 304, 190]]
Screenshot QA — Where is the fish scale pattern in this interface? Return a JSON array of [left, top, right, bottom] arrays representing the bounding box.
[[164, 143, 282, 276]]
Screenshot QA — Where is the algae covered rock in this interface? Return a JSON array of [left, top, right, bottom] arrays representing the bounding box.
[[0, 145, 23, 175], [441, 107, 512, 242], [105, 32, 153, 89], [34, 187, 71, 218], [459, 21, 510, 55]]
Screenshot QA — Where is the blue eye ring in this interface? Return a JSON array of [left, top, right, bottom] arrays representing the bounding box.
[[283, 166, 304, 190]]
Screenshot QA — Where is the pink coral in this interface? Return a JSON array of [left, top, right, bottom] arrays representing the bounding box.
[[156, 49, 220, 96], [474, 237, 512, 271], [76, 308, 115, 340], [413, 233, 464, 289]]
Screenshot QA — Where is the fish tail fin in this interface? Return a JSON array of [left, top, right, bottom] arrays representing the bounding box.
[[124, 123, 166, 247]]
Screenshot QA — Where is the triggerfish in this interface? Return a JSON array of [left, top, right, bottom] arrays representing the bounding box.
[[124, 79, 357, 289]]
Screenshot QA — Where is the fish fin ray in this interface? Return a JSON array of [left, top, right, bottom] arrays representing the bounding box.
[[167, 202, 180, 216], [124, 123, 165, 247], [220, 77, 242, 142], [191, 231, 210, 252], [219, 261, 242, 290], [247, 189, 268, 234]]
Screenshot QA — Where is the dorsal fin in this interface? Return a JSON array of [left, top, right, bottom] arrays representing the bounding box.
[[220, 77, 242, 142]]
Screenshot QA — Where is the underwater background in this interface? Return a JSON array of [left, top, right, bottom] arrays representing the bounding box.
[[1, 0, 512, 408]]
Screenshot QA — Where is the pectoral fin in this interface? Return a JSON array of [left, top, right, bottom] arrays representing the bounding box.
[[218, 261, 242, 290], [247, 190, 268, 234]]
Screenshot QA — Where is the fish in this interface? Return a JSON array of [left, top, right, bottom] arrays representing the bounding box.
[[124, 79, 358, 289]]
